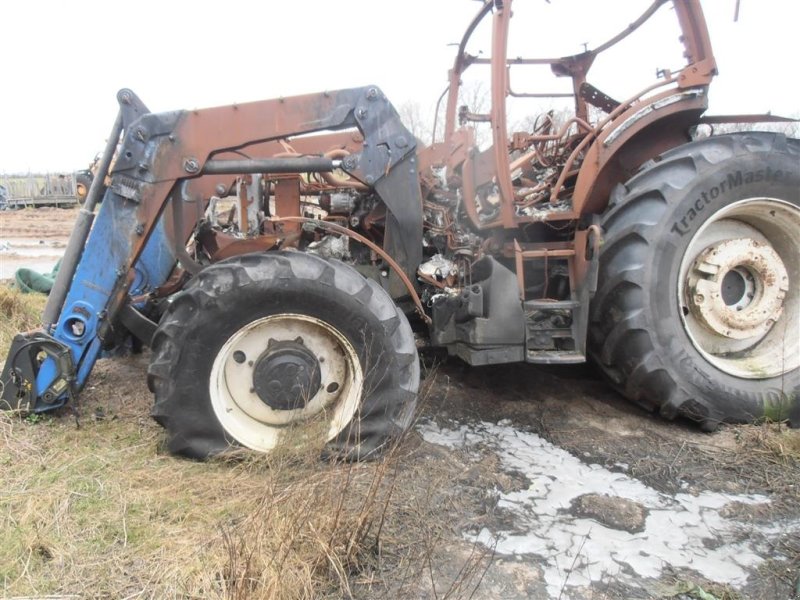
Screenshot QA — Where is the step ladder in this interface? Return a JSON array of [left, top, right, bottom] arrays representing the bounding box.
[[511, 226, 601, 364]]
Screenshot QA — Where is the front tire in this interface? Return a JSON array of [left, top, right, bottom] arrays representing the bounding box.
[[147, 252, 420, 459], [590, 133, 800, 428]]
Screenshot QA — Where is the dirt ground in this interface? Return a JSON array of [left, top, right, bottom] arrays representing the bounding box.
[[0, 206, 74, 279], [1, 207, 799, 599]]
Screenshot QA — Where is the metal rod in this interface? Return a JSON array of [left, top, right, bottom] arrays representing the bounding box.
[[201, 157, 340, 175], [508, 91, 575, 99], [42, 110, 124, 329], [172, 184, 203, 276]]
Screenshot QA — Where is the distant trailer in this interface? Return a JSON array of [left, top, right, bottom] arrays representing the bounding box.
[[1, 172, 81, 209]]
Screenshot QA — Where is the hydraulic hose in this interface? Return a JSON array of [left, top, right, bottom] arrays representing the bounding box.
[[42, 111, 123, 329]]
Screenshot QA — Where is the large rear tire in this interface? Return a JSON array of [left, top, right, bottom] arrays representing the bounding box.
[[147, 252, 420, 459], [589, 133, 800, 429]]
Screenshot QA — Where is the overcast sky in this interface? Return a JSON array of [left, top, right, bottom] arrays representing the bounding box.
[[1, 0, 797, 173]]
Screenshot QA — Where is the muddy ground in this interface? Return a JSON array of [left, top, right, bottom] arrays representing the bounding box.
[[1, 207, 798, 599], [0, 206, 73, 279]]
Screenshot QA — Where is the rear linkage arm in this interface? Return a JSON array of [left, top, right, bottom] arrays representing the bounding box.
[[1, 86, 421, 413]]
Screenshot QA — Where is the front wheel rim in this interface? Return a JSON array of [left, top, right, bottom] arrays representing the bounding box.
[[677, 197, 800, 379], [209, 313, 363, 453]]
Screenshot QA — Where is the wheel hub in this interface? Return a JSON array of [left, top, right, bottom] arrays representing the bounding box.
[[686, 237, 788, 340], [252, 338, 321, 410]]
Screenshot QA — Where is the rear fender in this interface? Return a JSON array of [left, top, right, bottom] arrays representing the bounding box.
[[573, 92, 709, 216]]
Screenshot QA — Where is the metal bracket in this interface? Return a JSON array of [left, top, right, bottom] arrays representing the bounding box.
[[0, 333, 75, 412]]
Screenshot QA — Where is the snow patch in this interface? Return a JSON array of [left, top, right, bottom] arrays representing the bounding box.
[[418, 420, 797, 598]]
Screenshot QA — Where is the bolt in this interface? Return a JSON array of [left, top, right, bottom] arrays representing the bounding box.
[[183, 158, 200, 173], [135, 224, 145, 236], [365, 174, 375, 185], [343, 156, 356, 169], [357, 108, 368, 119], [138, 162, 148, 172], [135, 127, 146, 142], [119, 91, 132, 105], [366, 87, 379, 100], [694, 294, 704, 304], [395, 135, 408, 149], [168, 134, 176, 142]]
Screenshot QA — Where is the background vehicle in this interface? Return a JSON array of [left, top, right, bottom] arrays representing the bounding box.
[[0, 172, 83, 209], [73, 169, 93, 203], [2, 0, 797, 459]]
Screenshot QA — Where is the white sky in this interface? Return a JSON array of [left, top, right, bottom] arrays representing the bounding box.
[[0, 0, 797, 173]]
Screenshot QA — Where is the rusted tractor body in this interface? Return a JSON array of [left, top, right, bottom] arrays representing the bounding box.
[[3, 0, 798, 457]]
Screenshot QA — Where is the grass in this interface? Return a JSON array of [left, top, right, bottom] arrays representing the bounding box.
[[2, 284, 799, 597], [0, 285, 47, 351], [0, 287, 491, 598], [0, 367, 489, 599]]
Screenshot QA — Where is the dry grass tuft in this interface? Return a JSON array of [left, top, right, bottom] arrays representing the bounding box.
[[0, 286, 47, 358], [0, 328, 490, 599], [733, 422, 800, 468]]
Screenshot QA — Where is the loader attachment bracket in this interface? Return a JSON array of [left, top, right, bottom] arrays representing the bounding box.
[[117, 88, 150, 130], [0, 333, 75, 412]]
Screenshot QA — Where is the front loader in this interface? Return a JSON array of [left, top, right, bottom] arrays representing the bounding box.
[[2, 0, 798, 459]]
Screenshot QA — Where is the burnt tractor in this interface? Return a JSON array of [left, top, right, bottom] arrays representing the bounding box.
[[2, 0, 798, 458]]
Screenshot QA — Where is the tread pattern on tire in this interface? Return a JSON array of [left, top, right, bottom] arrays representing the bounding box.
[[589, 132, 800, 429], [147, 251, 420, 459]]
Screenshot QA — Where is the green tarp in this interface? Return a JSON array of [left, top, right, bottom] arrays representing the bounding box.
[[14, 260, 61, 294]]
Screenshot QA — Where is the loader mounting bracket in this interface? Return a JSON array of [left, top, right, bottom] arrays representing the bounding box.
[[0, 333, 76, 412]]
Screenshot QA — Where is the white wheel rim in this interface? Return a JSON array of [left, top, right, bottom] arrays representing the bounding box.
[[209, 314, 363, 452], [678, 197, 800, 379]]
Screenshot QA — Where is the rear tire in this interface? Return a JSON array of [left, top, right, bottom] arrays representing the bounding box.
[[147, 252, 420, 459], [589, 133, 800, 429], [75, 172, 92, 204]]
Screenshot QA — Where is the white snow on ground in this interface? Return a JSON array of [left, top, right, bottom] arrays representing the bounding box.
[[419, 419, 799, 599]]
